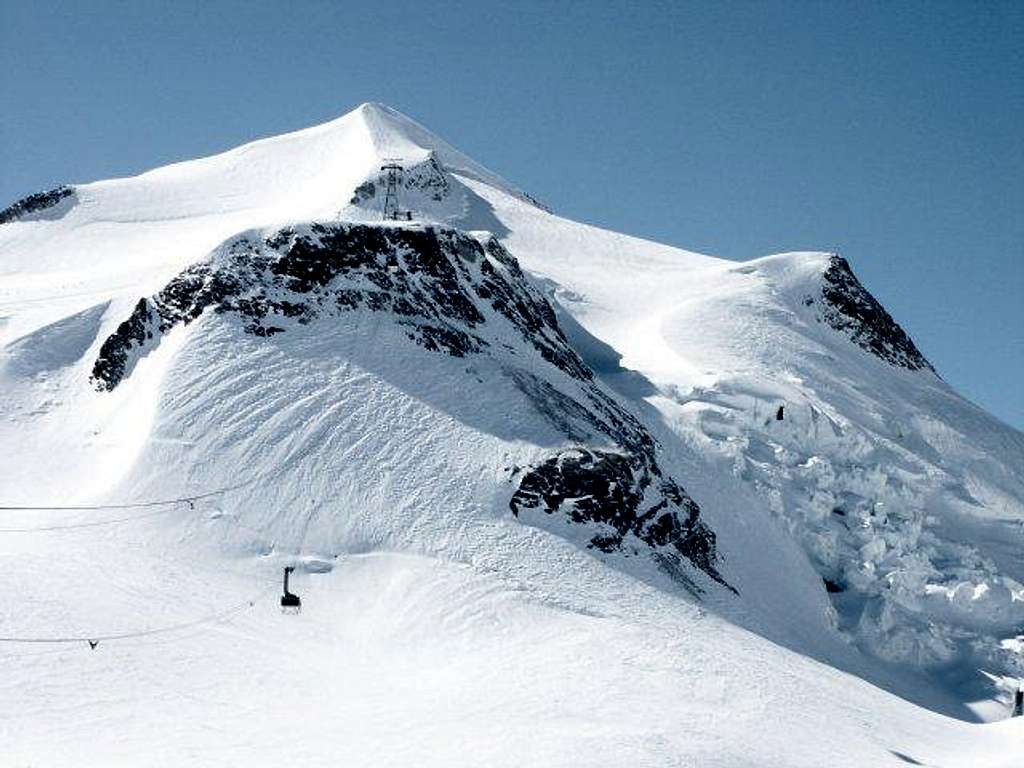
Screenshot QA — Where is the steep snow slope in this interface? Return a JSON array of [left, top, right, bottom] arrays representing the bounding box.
[[1, 103, 1021, 764], [470, 177, 1024, 714]]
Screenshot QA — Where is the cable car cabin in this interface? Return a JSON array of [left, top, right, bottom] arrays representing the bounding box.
[[281, 566, 301, 613]]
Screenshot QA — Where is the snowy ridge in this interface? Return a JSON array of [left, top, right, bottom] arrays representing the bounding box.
[[84, 220, 729, 593], [358, 102, 539, 205], [1, 102, 1022, 764], [0, 103, 534, 319]]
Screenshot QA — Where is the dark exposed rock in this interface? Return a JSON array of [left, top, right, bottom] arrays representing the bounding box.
[[505, 364, 728, 591], [511, 450, 641, 548], [92, 223, 601, 392], [509, 448, 731, 593], [823, 578, 845, 593], [0, 186, 76, 225], [349, 180, 376, 205], [407, 155, 450, 202], [481, 239, 592, 382], [811, 256, 934, 373], [90, 225, 505, 389], [91, 221, 730, 592], [91, 299, 158, 390]]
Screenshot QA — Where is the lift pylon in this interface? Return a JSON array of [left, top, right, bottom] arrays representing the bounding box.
[[380, 159, 404, 221]]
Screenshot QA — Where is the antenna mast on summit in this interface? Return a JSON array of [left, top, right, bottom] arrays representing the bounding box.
[[380, 159, 403, 221]]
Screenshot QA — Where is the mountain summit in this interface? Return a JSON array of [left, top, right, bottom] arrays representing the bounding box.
[[1, 104, 1021, 766]]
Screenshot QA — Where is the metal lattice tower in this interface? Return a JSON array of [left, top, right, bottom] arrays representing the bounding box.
[[380, 160, 403, 221]]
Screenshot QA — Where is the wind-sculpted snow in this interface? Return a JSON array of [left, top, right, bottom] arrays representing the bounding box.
[[811, 255, 934, 372], [90, 222, 729, 590], [0, 185, 76, 225]]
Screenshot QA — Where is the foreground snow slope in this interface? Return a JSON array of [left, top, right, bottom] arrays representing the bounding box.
[[2, 543, 1020, 768], [1, 102, 1022, 764]]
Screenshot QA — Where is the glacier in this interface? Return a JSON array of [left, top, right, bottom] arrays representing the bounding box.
[[0, 102, 1021, 766]]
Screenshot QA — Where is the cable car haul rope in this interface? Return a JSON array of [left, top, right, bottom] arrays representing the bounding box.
[[0, 480, 256, 533], [0, 584, 279, 649], [0, 478, 294, 651], [0, 480, 253, 512]]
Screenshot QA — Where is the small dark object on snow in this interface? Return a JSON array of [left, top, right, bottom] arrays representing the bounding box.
[[1013, 688, 1023, 717], [823, 578, 844, 593], [281, 566, 301, 613], [776, 405, 784, 421], [88, 640, 99, 650]]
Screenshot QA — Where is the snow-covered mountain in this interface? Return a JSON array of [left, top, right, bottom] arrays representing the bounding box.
[[1, 102, 1021, 766]]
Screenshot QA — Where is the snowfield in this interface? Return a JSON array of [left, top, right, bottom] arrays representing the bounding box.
[[1, 102, 1021, 766]]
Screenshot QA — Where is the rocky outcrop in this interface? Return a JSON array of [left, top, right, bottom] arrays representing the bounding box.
[[808, 256, 934, 372], [91, 222, 731, 592], [90, 299, 159, 389], [92, 224, 584, 389], [509, 448, 730, 593], [0, 186, 76, 225]]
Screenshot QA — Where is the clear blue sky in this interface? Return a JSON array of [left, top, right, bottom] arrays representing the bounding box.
[[2, 0, 1021, 428]]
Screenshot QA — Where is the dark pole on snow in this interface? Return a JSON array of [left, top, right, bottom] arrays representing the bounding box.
[[1013, 688, 1023, 717]]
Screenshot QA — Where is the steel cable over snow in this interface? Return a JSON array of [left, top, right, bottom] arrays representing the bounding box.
[[0, 481, 253, 511], [0, 583, 279, 645], [0, 480, 256, 532], [0, 479, 287, 646]]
